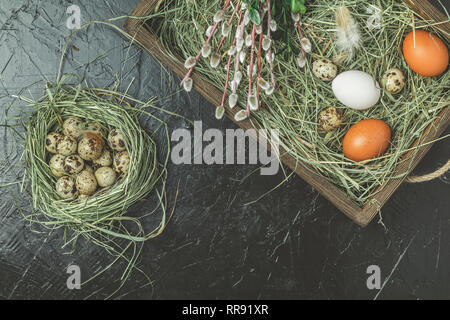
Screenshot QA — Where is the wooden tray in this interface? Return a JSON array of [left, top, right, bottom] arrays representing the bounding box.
[[124, 0, 450, 227]]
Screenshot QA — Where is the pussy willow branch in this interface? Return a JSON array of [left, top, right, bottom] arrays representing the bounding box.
[[181, 0, 232, 84], [267, 0, 276, 88], [247, 23, 256, 116], [216, 0, 242, 54], [221, 10, 244, 107], [256, 2, 264, 111], [296, 20, 306, 57], [233, 14, 246, 94]]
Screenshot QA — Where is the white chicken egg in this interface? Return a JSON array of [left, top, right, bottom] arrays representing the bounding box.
[[332, 70, 381, 110]]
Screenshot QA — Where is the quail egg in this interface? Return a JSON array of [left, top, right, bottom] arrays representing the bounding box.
[[63, 117, 84, 138], [49, 154, 66, 177], [83, 164, 94, 174], [113, 151, 130, 175], [76, 170, 98, 196], [86, 122, 107, 137], [95, 167, 117, 187], [108, 129, 127, 151], [56, 135, 77, 156], [63, 155, 85, 174], [55, 176, 78, 199], [78, 194, 90, 201], [78, 133, 104, 161], [382, 68, 405, 94], [312, 59, 338, 82], [318, 107, 343, 132], [93, 149, 112, 167], [45, 132, 63, 154]]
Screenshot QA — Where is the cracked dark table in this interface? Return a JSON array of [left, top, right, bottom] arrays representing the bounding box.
[[0, 1, 449, 300]]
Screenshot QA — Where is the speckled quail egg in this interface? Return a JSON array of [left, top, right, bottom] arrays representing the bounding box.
[[49, 154, 66, 177], [63, 117, 84, 138], [63, 155, 85, 174], [95, 167, 117, 187], [56, 176, 78, 199], [45, 132, 63, 154], [113, 151, 130, 175], [318, 107, 343, 132], [86, 122, 107, 137], [76, 170, 98, 196], [78, 194, 90, 201], [56, 135, 77, 156], [83, 164, 94, 174], [93, 149, 112, 167], [108, 129, 127, 151], [382, 68, 405, 94], [312, 59, 338, 82], [77, 133, 104, 161]]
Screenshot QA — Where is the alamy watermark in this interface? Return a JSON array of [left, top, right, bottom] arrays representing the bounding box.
[[66, 264, 81, 290], [66, 5, 81, 30], [366, 265, 381, 290], [171, 121, 280, 176]]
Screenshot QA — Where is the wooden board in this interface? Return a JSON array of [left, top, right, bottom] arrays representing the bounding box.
[[124, 0, 450, 227], [403, 0, 450, 35]]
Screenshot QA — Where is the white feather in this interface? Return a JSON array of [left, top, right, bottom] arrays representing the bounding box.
[[335, 7, 361, 61]]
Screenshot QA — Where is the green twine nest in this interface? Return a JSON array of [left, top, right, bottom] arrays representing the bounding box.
[[150, 0, 449, 205], [23, 78, 170, 289]]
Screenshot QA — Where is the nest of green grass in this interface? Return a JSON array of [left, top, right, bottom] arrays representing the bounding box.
[[21, 76, 171, 293], [148, 0, 449, 205]]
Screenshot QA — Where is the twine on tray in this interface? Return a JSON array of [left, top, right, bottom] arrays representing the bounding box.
[[406, 159, 450, 183]]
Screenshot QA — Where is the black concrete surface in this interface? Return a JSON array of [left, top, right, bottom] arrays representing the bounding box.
[[0, 1, 449, 300]]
